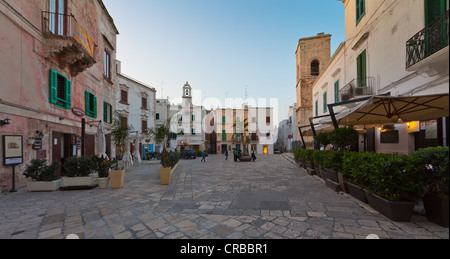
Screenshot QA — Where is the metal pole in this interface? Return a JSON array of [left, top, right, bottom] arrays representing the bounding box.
[[81, 118, 86, 157], [10, 165, 17, 193]]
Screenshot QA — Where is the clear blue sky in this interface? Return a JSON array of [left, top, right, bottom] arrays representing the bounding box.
[[103, 0, 345, 123]]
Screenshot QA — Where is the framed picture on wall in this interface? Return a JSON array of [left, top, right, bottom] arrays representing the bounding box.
[[2, 135, 23, 165]]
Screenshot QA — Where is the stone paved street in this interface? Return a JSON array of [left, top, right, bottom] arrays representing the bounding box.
[[0, 154, 448, 239]]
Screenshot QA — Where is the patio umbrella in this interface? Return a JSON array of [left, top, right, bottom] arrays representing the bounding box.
[[321, 93, 449, 126], [122, 138, 133, 169], [96, 122, 109, 159], [133, 135, 142, 164]]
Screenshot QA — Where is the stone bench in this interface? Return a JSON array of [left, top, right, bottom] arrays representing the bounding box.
[[239, 156, 253, 162]]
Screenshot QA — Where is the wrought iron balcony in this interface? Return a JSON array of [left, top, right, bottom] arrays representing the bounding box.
[[42, 11, 97, 76], [406, 10, 449, 69], [339, 77, 374, 102]]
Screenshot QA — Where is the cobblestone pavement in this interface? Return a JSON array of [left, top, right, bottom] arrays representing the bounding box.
[[0, 154, 448, 239]]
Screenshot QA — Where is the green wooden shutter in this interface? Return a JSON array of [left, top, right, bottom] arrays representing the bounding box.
[[85, 91, 90, 116], [49, 70, 57, 104], [65, 79, 71, 109], [323, 92, 328, 113], [315, 100, 319, 117], [104, 102, 108, 122], [356, 0, 365, 24], [93, 95, 98, 118], [357, 50, 367, 87], [109, 104, 113, 124], [334, 80, 340, 103]]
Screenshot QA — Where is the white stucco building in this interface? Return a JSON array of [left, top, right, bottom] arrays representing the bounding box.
[[116, 61, 156, 159], [309, 0, 449, 155]]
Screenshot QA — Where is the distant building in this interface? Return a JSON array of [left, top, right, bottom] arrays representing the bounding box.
[[116, 61, 156, 159]]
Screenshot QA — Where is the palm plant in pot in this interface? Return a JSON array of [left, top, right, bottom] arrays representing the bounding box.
[[23, 159, 61, 192], [147, 121, 172, 185], [108, 112, 133, 189]]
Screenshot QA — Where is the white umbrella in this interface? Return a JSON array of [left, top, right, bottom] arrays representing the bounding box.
[[122, 138, 133, 169], [133, 135, 142, 164], [97, 122, 109, 159]]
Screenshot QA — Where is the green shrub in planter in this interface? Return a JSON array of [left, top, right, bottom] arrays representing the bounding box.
[[312, 150, 326, 170], [409, 146, 449, 196], [63, 156, 93, 177], [367, 153, 419, 202], [314, 132, 331, 150], [329, 126, 358, 151], [322, 151, 344, 172], [168, 151, 181, 169], [23, 159, 60, 182], [297, 149, 313, 165], [342, 152, 374, 189]]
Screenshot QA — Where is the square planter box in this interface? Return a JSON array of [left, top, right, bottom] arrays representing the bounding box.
[[160, 167, 171, 185], [347, 182, 368, 204], [27, 180, 61, 192], [110, 170, 125, 189], [337, 172, 349, 193], [423, 193, 449, 228], [325, 179, 341, 192], [368, 193, 415, 222], [306, 168, 316, 176], [324, 170, 339, 182], [62, 176, 96, 188]]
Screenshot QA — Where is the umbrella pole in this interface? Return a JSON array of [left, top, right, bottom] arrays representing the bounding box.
[[81, 118, 86, 157]]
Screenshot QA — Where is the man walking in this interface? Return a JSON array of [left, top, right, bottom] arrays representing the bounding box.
[[201, 151, 206, 162], [225, 150, 229, 161]]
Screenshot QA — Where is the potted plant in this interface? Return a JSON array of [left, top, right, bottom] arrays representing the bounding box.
[[342, 152, 373, 203], [62, 156, 96, 188], [148, 121, 173, 185], [23, 159, 61, 192], [108, 112, 133, 189], [410, 147, 449, 227], [91, 154, 116, 189], [366, 153, 417, 222]]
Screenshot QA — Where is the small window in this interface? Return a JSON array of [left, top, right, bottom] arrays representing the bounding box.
[[222, 116, 226, 124], [311, 60, 320, 76], [266, 116, 271, 124], [323, 92, 328, 113], [222, 130, 227, 141], [103, 102, 113, 124], [191, 128, 196, 135], [315, 100, 319, 117], [142, 120, 148, 134], [356, 0, 365, 25], [142, 97, 147, 109], [85, 91, 97, 118], [49, 70, 71, 109], [120, 116, 128, 130], [120, 90, 128, 104], [156, 113, 160, 120], [104, 50, 111, 79]]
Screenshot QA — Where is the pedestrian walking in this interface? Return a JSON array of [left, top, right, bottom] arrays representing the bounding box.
[[233, 149, 238, 162], [225, 150, 229, 160], [252, 151, 257, 162], [201, 151, 206, 162]]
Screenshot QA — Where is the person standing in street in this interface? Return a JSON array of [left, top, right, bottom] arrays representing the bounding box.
[[201, 151, 206, 162], [225, 150, 229, 161]]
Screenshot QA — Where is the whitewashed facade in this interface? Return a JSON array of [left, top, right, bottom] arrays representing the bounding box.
[[311, 0, 449, 155]]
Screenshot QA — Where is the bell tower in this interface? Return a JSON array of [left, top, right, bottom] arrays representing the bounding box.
[[182, 82, 192, 99]]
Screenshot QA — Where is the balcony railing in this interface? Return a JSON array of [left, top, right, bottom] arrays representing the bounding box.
[[339, 77, 374, 102], [406, 10, 449, 68], [42, 11, 96, 58]]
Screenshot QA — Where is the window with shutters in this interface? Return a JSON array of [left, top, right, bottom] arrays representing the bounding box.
[[104, 50, 111, 80], [315, 100, 319, 117], [356, 0, 365, 25], [85, 91, 97, 118], [334, 80, 340, 103], [323, 92, 328, 113], [142, 120, 148, 134], [103, 102, 113, 124], [49, 69, 71, 109], [120, 89, 128, 104], [357, 50, 367, 87], [141, 97, 147, 109], [222, 130, 227, 141]]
